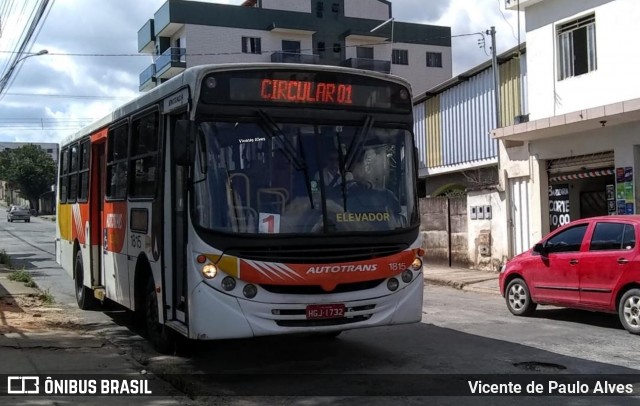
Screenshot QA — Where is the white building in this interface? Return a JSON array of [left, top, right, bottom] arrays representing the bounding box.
[[137, 0, 453, 96], [493, 0, 640, 256]]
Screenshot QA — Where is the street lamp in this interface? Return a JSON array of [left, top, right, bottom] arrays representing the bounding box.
[[0, 49, 48, 93]]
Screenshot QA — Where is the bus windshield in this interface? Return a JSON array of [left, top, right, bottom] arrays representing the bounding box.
[[192, 119, 417, 235]]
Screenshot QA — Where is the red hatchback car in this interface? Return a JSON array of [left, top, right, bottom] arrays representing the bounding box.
[[499, 215, 640, 335]]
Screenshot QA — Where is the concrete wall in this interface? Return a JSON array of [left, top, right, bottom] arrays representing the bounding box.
[[419, 197, 468, 267], [467, 189, 508, 270], [261, 0, 311, 13], [185, 24, 313, 65], [344, 0, 390, 20], [390, 44, 452, 96], [526, 0, 640, 119]]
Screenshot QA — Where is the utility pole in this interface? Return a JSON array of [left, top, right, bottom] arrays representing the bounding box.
[[487, 26, 501, 128]]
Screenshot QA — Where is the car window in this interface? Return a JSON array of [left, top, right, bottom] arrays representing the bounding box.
[[623, 224, 636, 250], [589, 223, 633, 251], [546, 224, 588, 253]]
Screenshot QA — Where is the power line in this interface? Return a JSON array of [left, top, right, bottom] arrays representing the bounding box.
[[3, 92, 131, 100]]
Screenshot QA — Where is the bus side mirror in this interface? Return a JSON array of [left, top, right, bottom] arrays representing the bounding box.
[[173, 120, 194, 166]]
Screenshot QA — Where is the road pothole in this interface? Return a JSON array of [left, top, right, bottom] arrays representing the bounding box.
[[513, 361, 567, 372]]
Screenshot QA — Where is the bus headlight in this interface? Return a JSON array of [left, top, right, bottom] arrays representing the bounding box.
[[221, 276, 236, 291], [410, 257, 423, 271], [243, 284, 258, 298], [387, 278, 399, 291], [401, 270, 413, 283], [201, 264, 218, 279]]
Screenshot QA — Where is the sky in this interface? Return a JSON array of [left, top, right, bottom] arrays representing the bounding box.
[[0, 0, 525, 143]]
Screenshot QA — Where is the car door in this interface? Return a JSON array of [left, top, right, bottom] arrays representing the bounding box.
[[530, 223, 588, 305], [579, 221, 636, 309]]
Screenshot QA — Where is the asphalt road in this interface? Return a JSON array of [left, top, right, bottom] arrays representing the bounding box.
[[1, 209, 639, 405]]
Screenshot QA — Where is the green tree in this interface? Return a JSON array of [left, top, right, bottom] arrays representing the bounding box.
[[0, 145, 56, 210]]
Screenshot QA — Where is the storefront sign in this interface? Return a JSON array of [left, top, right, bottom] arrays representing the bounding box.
[[549, 184, 570, 231], [615, 167, 634, 215]]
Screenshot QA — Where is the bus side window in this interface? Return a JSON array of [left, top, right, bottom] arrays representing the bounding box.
[[130, 110, 160, 198], [106, 122, 128, 200]]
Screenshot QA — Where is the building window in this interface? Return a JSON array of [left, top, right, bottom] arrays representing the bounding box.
[[332, 3, 339, 13], [356, 47, 374, 59], [333, 43, 341, 53], [317, 41, 325, 53], [241, 37, 262, 54], [392, 49, 408, 65], [557, 14, 596, 81], [426, 52, 442, 68], [282, 40, 301, 54], [316, 1, 324, 18]]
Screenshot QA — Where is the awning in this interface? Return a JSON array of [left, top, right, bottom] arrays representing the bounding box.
[[549, 168, 614, 183], [547, 151, 614, 174]]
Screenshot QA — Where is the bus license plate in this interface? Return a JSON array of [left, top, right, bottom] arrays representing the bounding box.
[[306, 304, 345, 319]]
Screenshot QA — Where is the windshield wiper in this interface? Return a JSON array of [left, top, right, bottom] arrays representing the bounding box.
[[344, 115, 374, 172]]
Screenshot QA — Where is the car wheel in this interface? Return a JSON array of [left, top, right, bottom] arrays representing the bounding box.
[[75, 250, 99, 310], [145, 277, 176, 354], [505, 278, 537, 316], [618, 289, 640, 335]]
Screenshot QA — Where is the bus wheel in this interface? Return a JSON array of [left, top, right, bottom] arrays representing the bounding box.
[[145, 277, 175, 354], [75, 250, 98, 310]]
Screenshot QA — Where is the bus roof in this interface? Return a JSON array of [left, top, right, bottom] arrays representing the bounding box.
[[60, 63, 412, 147]]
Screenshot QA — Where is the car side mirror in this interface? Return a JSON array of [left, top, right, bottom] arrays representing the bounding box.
[[533, 242, 548, 257]]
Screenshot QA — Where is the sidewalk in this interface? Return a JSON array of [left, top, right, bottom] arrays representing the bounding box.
[[422, 262, 501, 296], [0, 264, 191, 404]]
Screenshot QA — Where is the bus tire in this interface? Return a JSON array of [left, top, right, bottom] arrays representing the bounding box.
[[145, 277, 175, 354], [75, 250, 98, 310]]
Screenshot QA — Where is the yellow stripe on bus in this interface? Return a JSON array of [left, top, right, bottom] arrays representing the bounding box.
[[205, 254, 239, 278]]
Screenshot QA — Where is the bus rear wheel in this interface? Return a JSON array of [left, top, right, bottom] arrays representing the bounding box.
[[75, 250, 98, 310], [145, 277, 176, 354]]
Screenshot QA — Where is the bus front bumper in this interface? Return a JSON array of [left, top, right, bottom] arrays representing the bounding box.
[[187, 273, 423, 340]]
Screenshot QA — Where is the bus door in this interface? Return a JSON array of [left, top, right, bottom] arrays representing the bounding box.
[[166, 112, 189, 326], [90, 139, 106, 291]]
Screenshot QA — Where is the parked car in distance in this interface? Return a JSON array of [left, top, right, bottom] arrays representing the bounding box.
[[7, 206, 31, 223], [499, 215, 640, 335]]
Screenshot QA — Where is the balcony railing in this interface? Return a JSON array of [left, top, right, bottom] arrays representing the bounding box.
[[156, 47, 186, 76], [341, 58, 391, 74], [271, 52, 320, 64], [139, 64, 156, 86]]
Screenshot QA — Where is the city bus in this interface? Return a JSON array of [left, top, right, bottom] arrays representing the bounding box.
[[56, 63, 424, 352]]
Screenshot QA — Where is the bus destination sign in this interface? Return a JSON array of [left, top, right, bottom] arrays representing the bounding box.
[[200, 70, 411, 112], [260, 79, 353, 105]]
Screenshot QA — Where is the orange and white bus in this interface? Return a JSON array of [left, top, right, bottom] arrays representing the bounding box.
[[56, 64, 424, 352]]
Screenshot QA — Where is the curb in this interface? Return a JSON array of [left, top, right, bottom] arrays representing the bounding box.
[[424, 276, 502, 296]]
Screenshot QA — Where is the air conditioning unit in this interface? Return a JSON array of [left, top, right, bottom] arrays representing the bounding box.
[[514, 114, 529, 124]]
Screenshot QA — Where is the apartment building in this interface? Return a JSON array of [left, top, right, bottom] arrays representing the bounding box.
[[493, 0, 640, 256], [137, 0, 453, 95]]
